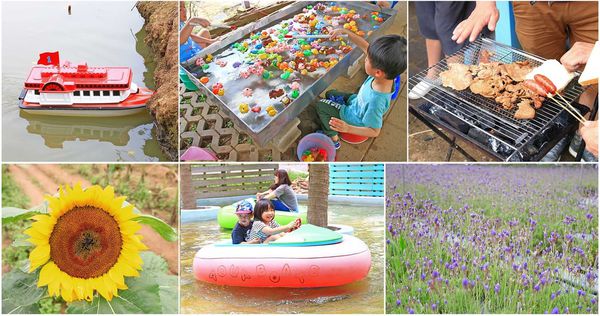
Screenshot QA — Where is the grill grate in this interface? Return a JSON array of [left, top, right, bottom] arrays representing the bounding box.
[[409, 37, 585, 152]]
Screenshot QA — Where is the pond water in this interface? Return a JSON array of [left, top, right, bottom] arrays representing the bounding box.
[[1, 1, 166, 161], [180, 202, 384, 314]]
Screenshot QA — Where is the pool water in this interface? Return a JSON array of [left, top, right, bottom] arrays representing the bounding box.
[[180, 202, 384, 314], [1, 1, 166, 161]]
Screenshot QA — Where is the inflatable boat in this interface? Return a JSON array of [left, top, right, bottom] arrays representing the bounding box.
[[217, 198, 307, 229], [193, 224, 371, 288]]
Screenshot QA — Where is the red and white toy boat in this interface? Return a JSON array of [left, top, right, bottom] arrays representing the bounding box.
[[19, 52, 154, 117]]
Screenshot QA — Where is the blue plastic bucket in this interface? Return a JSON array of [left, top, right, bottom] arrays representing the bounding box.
[[297, 133, 336, 161]]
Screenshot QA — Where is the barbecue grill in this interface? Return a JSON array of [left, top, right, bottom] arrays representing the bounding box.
[[409, 37, 592, 161], [181, 1, 397, 148]]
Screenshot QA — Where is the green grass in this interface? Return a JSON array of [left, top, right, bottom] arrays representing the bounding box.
[[2, 166, 29, 209]]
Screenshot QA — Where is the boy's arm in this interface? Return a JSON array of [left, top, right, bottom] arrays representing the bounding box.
[[190, 34, 218, 46], [330, 29, 369, 54], [330, 118, 381, 137]]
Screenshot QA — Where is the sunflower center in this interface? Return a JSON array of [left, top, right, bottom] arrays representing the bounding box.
[[49, 206, 122, 279]]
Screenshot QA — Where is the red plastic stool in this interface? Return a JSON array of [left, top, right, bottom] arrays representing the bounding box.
[[339, 132, 369, 144]]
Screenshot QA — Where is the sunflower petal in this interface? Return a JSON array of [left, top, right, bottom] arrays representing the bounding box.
[[119, 221, 142, 236], [115, 260, 140, 277], [29, 244, 50, 272], [38, 261, 59, 287], [108, 267, 126, 288]]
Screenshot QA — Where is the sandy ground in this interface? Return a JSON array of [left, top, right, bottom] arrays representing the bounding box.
[[4, 165, 178, 275]]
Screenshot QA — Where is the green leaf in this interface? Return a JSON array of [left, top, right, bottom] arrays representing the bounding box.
[[132, 214, 177, 242], [66, 252, 177, 314], [139, 252, 178, 314], [1, 208, 42, 225], [140, 251, 169, 274], [2, 269, 45, 314]]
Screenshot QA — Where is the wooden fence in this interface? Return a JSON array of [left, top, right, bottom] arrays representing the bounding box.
[[329, 164, 384, 197], [191, 164, 278, 199]]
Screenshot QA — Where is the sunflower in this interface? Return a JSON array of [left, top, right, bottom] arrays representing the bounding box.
[[25, 183, 148, 302]]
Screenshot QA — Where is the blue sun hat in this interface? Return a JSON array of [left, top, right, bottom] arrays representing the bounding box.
[[235, 200, 253, 214]]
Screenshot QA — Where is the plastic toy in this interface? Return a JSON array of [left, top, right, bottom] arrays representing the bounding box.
[[216, 60, 228, 67], [200, 76, 209, 84], [269, 89, 285, 99], [262, 70, 272, 80], [301, 147, 328, 162], [202, 64, 210, 70], [242, 88, 253, 97], [239, 70, 251, 79], [251, 105, 261, 113], [195, 58, 205, 66], [280, 71, 292, 80], [281, 96, 292, 106], [217, 89, 225, 96], [205, 54, 213, 62], [290, 82, 301, 91], [266, 105, 277, 116], [233, 61, 242, 68], [290, 90, 300, 99], [239, 103, 249, 113]]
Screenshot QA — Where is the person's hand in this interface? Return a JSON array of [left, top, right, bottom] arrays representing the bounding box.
[[329, 28, 349, 40], [246, 238, 260, 244], [376, 1, 391, 9], [188, 17, 211, 27], [560, 42, 595, 72], [329, 117, 351, 133], [579, 120, 598, 157], [452, 1, 499, 44]]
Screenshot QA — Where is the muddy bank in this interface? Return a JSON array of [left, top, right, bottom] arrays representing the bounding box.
[[137, 1, 178, 161]]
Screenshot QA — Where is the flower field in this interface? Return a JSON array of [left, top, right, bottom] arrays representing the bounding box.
[[386, 165, 598, 314]]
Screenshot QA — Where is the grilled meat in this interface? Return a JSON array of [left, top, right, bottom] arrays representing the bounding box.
[[439, 51, 544, 119]]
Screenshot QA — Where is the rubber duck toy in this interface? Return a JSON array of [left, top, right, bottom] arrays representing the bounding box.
[[239, 103, 249, 114], [266, 105, 277, 117]]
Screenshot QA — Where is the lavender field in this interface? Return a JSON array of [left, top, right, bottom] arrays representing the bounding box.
[[386, 165, 598, 314]]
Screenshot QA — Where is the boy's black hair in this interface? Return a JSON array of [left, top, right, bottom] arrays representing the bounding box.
[[269, 169, 292, 190], [254, 199, 273, 223], [367, 35, 407, 80]]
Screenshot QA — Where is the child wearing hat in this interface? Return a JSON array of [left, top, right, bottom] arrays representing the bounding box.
[[231, 200, 259, 244]]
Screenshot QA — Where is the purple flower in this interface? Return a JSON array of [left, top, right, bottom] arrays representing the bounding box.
[[407, 308, 414, 314], [577, 289, 586, 296], [432, 270, 439, 278], [534, 284, 540, 292], [494, 283, 500, 294], [551, 293, 556, 300], [421, 273, 426, 281], [396, 299, 401, 306], [551, 307, 559, 314], [431, 303, 437, 311], [462, 278, 469, 288], [586, 213, 593, 220]]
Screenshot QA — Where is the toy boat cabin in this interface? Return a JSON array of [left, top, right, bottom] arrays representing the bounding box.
[[19, 52, 153, 117], [23, 63, 139, 105]]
